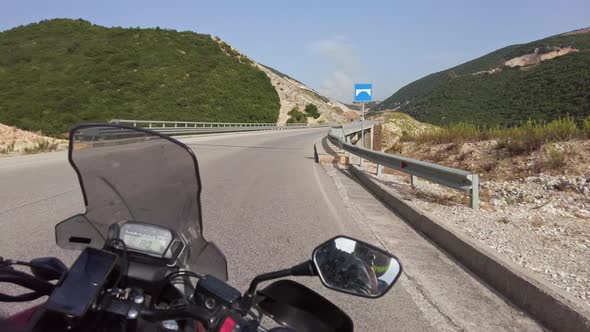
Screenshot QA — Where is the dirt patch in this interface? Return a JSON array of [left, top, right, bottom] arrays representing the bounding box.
[[505, 47, 579, 68]]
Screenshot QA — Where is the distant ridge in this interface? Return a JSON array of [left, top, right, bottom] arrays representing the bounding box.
[[374, 27, 590, 126]]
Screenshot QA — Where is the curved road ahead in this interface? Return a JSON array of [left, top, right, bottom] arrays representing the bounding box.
[[0, 128, 543, 331]]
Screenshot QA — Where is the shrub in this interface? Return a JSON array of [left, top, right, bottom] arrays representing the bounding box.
[[304, 103, 320, 119], [286, 107, 307, 124], [544, 146, 566, 169]]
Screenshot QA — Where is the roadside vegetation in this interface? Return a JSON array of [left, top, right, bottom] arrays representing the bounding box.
[[304, 103, 320, 119], [286, 107, 307, 124], [22, 139, 61, 154], [400, 116, 590, 156], [0, 19, 280, 136], [285, 103, 320, 123]]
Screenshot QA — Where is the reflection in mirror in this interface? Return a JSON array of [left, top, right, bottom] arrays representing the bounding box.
[[313, 236, 401, 298]]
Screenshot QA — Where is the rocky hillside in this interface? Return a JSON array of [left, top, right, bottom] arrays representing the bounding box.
[[373, 27, 590, 127], [368, 111, 437, 151], [257, 64, 359, 124]]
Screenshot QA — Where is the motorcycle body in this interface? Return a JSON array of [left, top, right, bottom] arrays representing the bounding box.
[[1, 124, 403, 332]]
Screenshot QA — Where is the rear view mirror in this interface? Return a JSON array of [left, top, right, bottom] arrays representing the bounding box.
[[312, 236, 402, 298]]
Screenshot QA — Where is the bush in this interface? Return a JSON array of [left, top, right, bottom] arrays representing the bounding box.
[[286, 107, 307, 124], [304, 103, 320, 119], [544, 146, 566, 169]]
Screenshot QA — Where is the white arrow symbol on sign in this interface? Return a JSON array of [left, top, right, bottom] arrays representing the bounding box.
[[355, 89, 371, 96]]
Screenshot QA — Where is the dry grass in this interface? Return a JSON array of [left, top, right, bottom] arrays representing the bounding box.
[[385, 141, 403, 154], [544, 146, 567, 169], [0, 141, 15, 154], [402, 116, 588, 157], [23, 139, 60, 154]]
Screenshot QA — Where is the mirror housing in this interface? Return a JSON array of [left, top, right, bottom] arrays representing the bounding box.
[[29, 257, 68, 281], [312, 235, 402, 298], [55, 214, 105, 250]]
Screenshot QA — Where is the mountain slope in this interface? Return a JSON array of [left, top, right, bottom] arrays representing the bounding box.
[[0, 19, 280, 135], [257, 64, 359, 124], [374, 28, 590, 126]]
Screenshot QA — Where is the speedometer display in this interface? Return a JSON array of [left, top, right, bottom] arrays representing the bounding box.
[[120, 222, 173, 256]]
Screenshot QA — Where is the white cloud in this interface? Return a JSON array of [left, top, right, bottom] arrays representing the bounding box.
[[308, 37, 360, 101], [319, 71, 354, 103]]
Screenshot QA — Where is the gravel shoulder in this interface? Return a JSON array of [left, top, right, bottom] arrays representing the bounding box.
[[362, 162, 590, 307]]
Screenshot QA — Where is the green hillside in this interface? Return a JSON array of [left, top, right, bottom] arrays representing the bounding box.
[[374, 28, 590, 127], [0, 19, 280, 135]]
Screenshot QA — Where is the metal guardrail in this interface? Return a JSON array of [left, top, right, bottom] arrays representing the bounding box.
[[109, 119, 330, 135], [328, 125, 480, 209]]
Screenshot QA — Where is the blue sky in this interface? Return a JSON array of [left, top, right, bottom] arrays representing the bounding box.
[[1, 0, 589, 102]]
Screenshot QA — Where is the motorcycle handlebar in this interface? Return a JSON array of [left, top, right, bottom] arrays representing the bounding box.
[[0, 268, 54, 302], [141, 305, 213, 326], [141, 306, 257, 332]]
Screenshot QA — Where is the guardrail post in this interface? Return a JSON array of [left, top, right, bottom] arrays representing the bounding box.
[[377, 164, 383, 177], [149, 123, 152, 128], [470, 174, 480, 210], [410, 175, 417, 188]]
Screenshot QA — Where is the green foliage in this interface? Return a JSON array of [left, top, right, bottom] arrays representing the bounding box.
[[0, 19, 280, 135], [373, 30, 590, 127], [286, 107, 307, 124], [304, 103, 320, 119]]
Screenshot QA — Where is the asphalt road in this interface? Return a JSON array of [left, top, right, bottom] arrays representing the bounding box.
[[0, 129, 543, 331]]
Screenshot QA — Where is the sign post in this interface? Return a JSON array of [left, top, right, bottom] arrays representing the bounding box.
[[354, 84, 372, 167]]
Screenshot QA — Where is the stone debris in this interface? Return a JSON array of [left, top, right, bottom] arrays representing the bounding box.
[[365, 166, 590, 307], [0, 123, 67, 157]]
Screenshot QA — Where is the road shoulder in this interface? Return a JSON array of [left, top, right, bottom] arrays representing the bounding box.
[[321, 163, 544, 331]]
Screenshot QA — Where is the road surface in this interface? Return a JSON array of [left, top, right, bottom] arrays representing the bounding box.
[[0, 129, 543, 331]]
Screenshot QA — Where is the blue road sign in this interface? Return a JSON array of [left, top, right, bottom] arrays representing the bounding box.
[[354, 84, 372, 102]]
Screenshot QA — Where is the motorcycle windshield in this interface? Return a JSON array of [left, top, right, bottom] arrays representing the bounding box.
[[59, 124, 227, 279]]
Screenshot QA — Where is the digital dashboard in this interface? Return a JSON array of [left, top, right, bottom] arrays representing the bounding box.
[[119, 222, 173, 256]]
